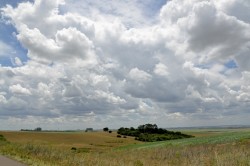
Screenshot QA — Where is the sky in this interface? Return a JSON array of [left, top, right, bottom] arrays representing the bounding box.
[[0, 0, 250, 130]]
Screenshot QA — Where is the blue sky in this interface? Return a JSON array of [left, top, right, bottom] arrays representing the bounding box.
[[0, 0, 28, 66], [0, 0, 250, 130], [0, 23, 28, 66], [0, 0, 22, 7]]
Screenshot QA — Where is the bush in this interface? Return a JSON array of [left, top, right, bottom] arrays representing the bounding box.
[[71, 147, 77, 151], [0, 135, 7, 142], [117, 135, 121, 138]]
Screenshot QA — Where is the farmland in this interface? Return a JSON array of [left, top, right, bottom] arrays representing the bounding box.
[[0, 131, 141, 152], [0, 128, 250, 165]]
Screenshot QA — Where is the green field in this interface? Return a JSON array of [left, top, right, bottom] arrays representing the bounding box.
[[1, 128, 250, 166]]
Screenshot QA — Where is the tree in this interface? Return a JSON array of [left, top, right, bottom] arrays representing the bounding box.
[[138, 124, 145, 133], [138, 124, 158, 133], [103, 127, 109, 132], [130, 127, 135, 131]]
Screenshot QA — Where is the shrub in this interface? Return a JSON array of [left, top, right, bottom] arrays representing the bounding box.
[[71, 147, 77, 151], [0, 135, 7, 142]]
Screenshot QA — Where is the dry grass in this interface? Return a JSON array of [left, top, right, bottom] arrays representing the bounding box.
[[0, 131, 141, 152], [0, 130, 250, 166]]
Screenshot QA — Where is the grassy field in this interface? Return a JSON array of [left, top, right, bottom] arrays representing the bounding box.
[[0, 129, 250, 165], [0, 131, 141, 152]]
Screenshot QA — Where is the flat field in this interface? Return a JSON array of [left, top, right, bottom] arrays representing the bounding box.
[[0, 131, 140, 152], [0, 128, 250, 166]]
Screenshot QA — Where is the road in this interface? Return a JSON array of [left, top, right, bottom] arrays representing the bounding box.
[[0, 155, 26, 166]]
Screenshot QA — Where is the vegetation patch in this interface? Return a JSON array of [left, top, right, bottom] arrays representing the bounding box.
[[0, 129, 250, 165], [0, 134, 7, 142], [76, 147, 91, 153], [0, 134, 8, 146], [117, 124, 193, 142]]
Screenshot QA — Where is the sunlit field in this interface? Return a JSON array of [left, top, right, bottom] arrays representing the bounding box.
[[1, 129, 250, 166], [0, 131, 140, 152]]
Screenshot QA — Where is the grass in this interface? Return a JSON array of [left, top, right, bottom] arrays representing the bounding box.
[[118, 129, 250, 150], [0, 129, 250, 165], [0, 131, 141, 152]]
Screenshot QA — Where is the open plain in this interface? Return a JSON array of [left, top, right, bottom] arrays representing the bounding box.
[[0, 128, 250, 166]]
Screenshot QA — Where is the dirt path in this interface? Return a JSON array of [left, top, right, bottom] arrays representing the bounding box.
[[0, 155, 26, 166]]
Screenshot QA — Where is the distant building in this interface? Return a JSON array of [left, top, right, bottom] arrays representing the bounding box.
[[34, 127, 42, 131], [85, 128, 94, 132]]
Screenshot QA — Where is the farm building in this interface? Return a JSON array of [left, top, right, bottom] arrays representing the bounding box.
[[85, 128, 94, 132]]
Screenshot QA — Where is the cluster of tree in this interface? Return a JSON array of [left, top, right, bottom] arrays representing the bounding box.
[[117, 124, 193, 142], [103, 127, 112, 133], [103, 127, 109, 132], [20, 127, 42, 132]]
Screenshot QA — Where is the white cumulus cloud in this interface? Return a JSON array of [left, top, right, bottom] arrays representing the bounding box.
[[0, 0, 250, 129]]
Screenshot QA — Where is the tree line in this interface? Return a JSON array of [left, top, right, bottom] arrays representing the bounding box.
[[117, 124, 193, 142]]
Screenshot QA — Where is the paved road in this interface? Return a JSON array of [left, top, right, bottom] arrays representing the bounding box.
[[0, 155, 26, 166]]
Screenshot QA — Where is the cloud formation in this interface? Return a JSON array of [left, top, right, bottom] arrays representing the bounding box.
[[0, 0, 250, 129]]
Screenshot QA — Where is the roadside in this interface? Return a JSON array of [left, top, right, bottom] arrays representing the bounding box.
[[0, 155, 26, 166]]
